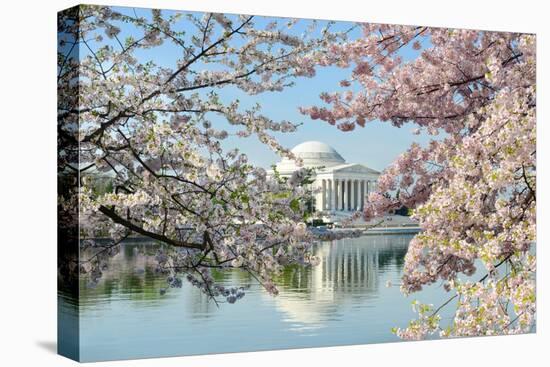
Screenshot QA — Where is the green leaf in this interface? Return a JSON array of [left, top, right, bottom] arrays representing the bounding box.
[[289, 198, 300, 213]]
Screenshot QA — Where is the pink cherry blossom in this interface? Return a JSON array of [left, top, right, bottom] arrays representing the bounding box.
[[302, 24, 536, 338]]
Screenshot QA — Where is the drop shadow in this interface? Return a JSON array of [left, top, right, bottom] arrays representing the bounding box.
[[36, 340, 57, 354]]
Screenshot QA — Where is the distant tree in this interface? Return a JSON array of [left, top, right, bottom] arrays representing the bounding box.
[[393, 206, 410, 217]]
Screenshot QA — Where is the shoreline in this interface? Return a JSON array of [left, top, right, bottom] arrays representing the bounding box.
[[84, 226, 420, 245]]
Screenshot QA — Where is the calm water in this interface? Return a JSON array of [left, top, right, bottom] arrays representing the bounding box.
[[61, 234, 450, 362]]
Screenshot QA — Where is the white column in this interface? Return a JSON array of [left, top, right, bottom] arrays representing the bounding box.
[[350, 180, 357, 211], [333, 179, 337, 211], [343, 179, 348, 211], [361, 180, 366, 210], [321, 179, 326, 211], [338, 179, 342, 211], [339, 179, 343, 211], [326, 180, 330, 210], [327, 180, 332, 210], [325, 180, 330, 210], [353, 181, 358, 210], [342, 180, 346, 210], [356, 181, 361, 210], [332, 179, 337, 211], [358, 180, 363, 210], [350, 180, 354, 210], [336, 179, 341, 211], [335, 179, 339, 211]]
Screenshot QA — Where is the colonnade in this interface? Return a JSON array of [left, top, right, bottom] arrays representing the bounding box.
[[318, 179, 377, 211]]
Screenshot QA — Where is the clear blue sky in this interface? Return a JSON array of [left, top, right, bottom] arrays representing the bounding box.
[[96, 6, 435, 172]]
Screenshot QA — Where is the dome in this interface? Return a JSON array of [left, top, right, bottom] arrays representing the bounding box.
[[275, 141, 346, 174]]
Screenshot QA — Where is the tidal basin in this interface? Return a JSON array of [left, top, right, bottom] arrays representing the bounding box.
[[61, 234, 450, 362]]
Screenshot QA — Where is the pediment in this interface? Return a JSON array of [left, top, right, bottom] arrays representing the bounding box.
[[325, 164, 380, 175]]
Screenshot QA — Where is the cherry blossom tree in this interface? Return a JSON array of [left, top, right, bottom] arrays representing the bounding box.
[[301, 24, 536, 337], [57, 5, 366, 303]]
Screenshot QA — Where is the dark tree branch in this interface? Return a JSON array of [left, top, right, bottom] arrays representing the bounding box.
[[98, 205, 205, 250]]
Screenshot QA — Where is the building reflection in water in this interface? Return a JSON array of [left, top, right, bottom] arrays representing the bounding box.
[[76, 235, 412, 326], [268, 235, 410, 326], [68, 234, 418, 360]]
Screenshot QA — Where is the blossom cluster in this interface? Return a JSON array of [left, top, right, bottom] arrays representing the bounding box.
[[58, 6, 349, 303], [301, 24, 536, 338]]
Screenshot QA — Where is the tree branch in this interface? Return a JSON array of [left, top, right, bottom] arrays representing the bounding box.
[[98, 205, 205, 250]]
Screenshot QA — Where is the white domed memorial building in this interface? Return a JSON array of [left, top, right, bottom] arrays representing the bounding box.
[[270, 141, 380, 220]]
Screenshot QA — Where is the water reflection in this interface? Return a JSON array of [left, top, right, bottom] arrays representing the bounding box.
[[79, 243, 169, 307], [271, 236, 409, 326], [79, 236, 409, 314], [67, 234, 438, 361]]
